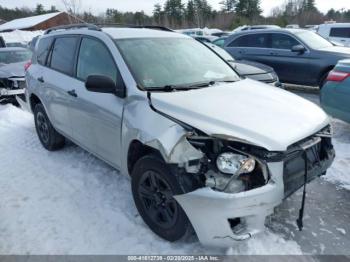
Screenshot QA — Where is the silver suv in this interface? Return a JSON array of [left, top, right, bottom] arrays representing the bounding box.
[[26, 24, 335, 247]]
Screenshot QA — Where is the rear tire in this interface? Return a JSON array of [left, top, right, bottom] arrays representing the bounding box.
[[34, 103, 65, 151], [131, 154, 192, 242]]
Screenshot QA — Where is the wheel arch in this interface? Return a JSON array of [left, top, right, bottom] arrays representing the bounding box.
[[29, 93, 42, 113], [127, 139, 164, 176], [318, 65, 334, 86]]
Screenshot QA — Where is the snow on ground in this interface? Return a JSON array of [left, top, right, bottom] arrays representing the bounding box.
[[0, 105, 304, 255]]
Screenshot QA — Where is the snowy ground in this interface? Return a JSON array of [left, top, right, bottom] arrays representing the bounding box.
[[0, 92, 349, 255]]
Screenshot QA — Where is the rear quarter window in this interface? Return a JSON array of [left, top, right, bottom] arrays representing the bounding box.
[[36, 37, 53, 65], [49, 37, 78, 75], [228, 34, 270, 48], [330, 28, 350, 38]]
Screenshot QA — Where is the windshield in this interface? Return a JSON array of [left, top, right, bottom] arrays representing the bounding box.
[[115, 38, 239, 89], [206, 43, 235, 62], [0, 49, 32, 64], [296, 31, 333, 49]]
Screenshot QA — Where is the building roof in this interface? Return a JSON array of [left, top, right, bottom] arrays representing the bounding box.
[[0, 12, 62, 32]]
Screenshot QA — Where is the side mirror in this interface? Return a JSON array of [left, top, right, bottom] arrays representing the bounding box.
[[291, 45, 306, 53], [85, 75, 126, 98]]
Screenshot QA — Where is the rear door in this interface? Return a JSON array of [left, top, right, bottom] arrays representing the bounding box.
[[329, 27, 350, 47], [43, 36, 79, 137], [69, 36, 124, 168], [268, 33, 311, 84], [225, 33, 271, 63]]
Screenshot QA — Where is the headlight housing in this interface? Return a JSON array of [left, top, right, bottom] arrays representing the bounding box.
[[216, 152, 255, 175]]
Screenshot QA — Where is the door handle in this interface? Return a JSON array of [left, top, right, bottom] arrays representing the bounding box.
[[37, 76, 44, 83], [67, 89, 77, 97]]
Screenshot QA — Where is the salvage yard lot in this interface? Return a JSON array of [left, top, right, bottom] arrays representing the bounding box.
[[0, 92, 349, 255]]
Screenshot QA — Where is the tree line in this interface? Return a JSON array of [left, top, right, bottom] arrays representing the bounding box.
[[0, 0, 350, 30]]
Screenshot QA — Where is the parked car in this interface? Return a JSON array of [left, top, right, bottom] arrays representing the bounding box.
[[321, 59, 350, 123], [232, 25, 281, 33], [26, 24, 335, 247], [286, 24, 300, 29], [317, 23, 350, 47], [193, 35, 218, 43], [211, 32, 230, 37], [0, 47, 32, 104], [206, 43, 282, 86], [212, 36, 227, 47], [224, 29, 350, 87]]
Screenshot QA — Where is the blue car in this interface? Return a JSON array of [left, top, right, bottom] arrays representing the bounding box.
[[321, 59, 350, 123], [224, 29, 350, 87]]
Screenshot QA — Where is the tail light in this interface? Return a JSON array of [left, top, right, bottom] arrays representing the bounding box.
[[24, 60, 32, 71], [326, 70, 350, 82]]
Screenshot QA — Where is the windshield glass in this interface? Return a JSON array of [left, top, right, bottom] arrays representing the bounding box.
[[296, 31, 333, 49], [0, 49, 32, 64], [115, 38, 239, 89]]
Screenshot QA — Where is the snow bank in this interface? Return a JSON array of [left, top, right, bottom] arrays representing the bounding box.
[[0, 105, 302, 255]]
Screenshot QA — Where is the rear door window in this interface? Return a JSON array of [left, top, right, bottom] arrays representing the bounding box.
[[76, 37, 118, 83], [36, 37, 53, 65], [49, 37, 78, 75], [330, 28, 350, 38], [271, 33, 300, 49], [228, 34, 270, 48]]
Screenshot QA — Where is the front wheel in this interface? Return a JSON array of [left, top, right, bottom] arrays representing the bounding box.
[[34, 103, 65, 151], [131, 154, 192, 242]]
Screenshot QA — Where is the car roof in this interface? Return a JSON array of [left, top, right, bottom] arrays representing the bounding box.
[[41, 27, 190, 40], [0, 47, 29, 52], [231, 28, 308, 36]]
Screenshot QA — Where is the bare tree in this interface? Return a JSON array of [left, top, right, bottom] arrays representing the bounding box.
[[61, 0, 81, 17]]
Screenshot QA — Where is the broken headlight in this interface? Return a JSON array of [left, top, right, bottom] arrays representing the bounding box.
[[216, 152, 255, 175]]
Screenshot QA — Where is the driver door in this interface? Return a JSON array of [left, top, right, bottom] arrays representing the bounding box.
[[69, 36, 124, 169]]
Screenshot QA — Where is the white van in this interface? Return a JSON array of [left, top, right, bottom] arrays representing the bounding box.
[[318, 23, 350, 47]]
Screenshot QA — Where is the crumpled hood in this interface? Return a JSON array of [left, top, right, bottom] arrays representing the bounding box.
[[233, 60, 274, 76], [0, 62, 26, 78], [151, 79, 329, 151]]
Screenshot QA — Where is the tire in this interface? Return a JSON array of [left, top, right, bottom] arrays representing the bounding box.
[[131, 154, 192, 242], [34, 103, 65, 151]]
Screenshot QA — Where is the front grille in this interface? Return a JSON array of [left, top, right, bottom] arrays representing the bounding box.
[[283, 133, 333, 198]]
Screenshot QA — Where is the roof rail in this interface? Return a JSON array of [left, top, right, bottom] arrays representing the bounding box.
[[44, 23, 101, 35], [97, 23, 174, 32]]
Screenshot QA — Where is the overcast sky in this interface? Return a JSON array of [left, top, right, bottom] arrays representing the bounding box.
[[0, 0, 348, 16]]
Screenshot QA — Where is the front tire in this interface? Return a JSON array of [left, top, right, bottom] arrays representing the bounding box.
[[131, 154, 192, 242], [34, 103, 65, 151]]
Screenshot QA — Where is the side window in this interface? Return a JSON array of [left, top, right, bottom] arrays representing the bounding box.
[[229, 34, 269, 48], [330, 28, 350, 38], [37, 37, 53, 65], [50, 37, 78, 75], [213, 38, 225, 47], [77, 37, 118, 83], [271, 34, 300, 50]]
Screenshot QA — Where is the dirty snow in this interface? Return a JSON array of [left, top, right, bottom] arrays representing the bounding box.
[[0, 94, 349, 254]]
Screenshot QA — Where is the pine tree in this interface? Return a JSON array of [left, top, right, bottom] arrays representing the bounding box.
[[235, 0, 262, 19], [219, 0, 236, 12], [153, 3, 163, 25]]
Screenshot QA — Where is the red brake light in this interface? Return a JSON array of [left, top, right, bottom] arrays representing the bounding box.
[[24, 60, 32, 71], [326, 70, 350, 82]]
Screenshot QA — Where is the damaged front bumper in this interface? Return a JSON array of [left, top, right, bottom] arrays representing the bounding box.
[[174, 133, 335, 247], [174, 162, 284, 247]]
